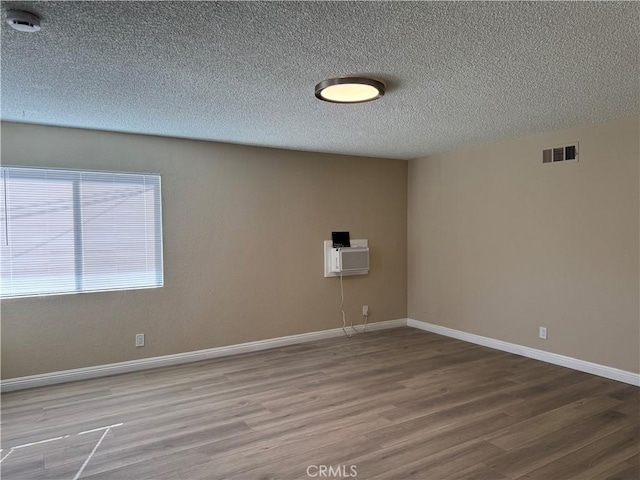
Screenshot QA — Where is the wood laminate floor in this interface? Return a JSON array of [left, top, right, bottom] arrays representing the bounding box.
[[1, 327, 638, 479]]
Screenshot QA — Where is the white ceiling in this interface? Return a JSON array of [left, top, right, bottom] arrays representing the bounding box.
[[1, 1, 638, 160]]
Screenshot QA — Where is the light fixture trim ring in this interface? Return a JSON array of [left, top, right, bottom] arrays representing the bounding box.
[[5, 10, 41, 32], [315, 76, 385, 104]]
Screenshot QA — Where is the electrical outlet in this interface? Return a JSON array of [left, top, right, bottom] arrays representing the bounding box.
[[539, 327, 547, 340], [135, 333, 145, 347], [362, 305, 369, 316]]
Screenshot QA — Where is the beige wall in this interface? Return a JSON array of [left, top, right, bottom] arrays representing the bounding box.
[[4, 115, 637, 379], [408, 116, 640, 373], [0, 122, 408, 378]]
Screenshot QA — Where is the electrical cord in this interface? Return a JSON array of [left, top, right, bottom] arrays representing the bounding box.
[[339, 270, 369, 337], [340, 270, 351, 338], [351, 312, 369, 334]]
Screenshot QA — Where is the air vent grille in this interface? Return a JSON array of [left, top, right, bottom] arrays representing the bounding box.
[[543, 143, 578, 164]]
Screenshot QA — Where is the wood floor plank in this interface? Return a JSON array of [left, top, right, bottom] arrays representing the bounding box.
[[444, 462, 510, 480], [367, 439, 506, 479], [486, 410, 634, 478], [2, 327, 638, 480], [515, 423, 639, 480], [488, 395, 623, 450], [501, 374, 621, 418], [598, 461, 640, 480]]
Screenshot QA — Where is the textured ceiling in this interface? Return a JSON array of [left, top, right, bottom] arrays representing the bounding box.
[[1, 1, 638, 160]]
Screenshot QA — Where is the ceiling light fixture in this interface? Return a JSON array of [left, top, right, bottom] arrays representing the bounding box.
[[315, 77, 385, 104], [5, 10, 41, 32]]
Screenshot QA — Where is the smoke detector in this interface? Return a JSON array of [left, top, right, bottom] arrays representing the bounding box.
[[5, 10, 41, 32]]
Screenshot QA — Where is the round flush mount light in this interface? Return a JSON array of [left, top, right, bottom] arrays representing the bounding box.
[[315, 77, 385, 104], [5, 10, 41, 32]]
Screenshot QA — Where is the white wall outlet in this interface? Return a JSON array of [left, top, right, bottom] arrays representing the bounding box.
[[539, 327, 547, 340], [362, 305, 369, 316], [135, 333, 145, 347]]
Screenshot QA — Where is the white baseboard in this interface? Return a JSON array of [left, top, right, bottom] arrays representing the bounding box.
[[0, 318, 407, 392], [4, 317, 638, 392], [407, 318, 640, 387]]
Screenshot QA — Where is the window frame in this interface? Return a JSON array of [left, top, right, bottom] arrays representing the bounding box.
[[0, 166, 164, 299]]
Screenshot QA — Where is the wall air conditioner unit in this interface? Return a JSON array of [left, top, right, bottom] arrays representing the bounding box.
[[331, 247, 369, 274], [323, 240, 369, 277]]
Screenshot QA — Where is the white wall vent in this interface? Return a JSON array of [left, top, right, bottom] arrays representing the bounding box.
[[543, 143, 578, 164]]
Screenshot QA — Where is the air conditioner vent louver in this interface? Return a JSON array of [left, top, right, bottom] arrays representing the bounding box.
[[553, 147, 564, 162], [543, 143, 578, 164]]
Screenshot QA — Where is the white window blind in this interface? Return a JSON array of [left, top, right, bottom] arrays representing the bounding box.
[[0, 167, 163, 298]]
